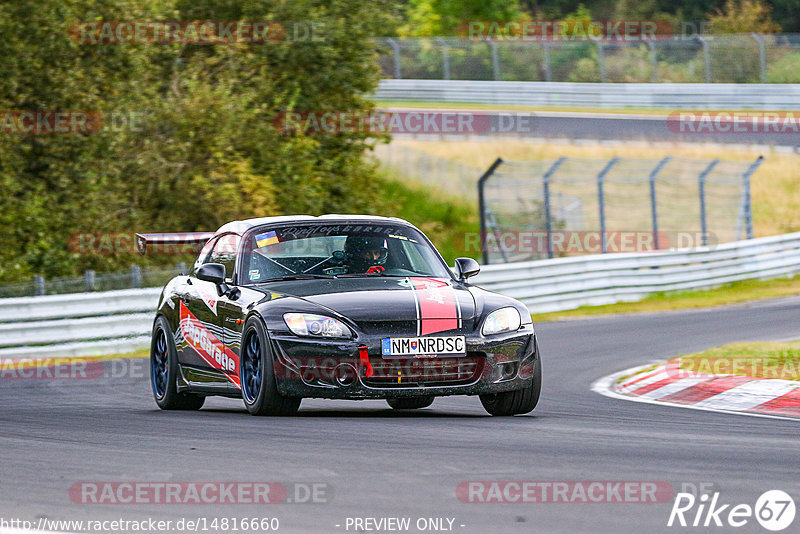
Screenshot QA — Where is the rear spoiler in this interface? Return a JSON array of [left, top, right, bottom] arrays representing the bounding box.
[[135, 232, 215, 255]]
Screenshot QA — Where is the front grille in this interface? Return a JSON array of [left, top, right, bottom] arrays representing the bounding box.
[[363, 354, 485, 387]]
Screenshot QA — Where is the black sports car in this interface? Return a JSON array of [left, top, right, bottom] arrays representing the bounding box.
[[138, 215, 541, 416]]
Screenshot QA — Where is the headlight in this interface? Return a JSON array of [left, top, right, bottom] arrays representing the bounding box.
[[283, 313, 352, 338], [482, 307, 521, 336]]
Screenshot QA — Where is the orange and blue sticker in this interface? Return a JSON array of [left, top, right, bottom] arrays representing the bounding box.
[[255, 230, 279, 248]]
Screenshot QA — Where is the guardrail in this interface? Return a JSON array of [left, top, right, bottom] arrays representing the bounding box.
[[1, 232, 799, 359], [0, 289, 160, 359], [375, 79, 800, 110], [472, 231, 800, 311]]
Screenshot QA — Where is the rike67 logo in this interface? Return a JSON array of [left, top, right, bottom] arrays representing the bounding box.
[[668, 489, 796, 531]]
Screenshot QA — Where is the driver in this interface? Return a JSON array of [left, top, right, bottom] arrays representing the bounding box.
[[343, 236, 389, 273]]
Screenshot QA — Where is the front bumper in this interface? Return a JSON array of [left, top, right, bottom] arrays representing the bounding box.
[[268, 326, 539, 400]]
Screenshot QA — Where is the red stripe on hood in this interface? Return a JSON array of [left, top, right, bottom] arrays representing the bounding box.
[[411, 277, 460, 335]]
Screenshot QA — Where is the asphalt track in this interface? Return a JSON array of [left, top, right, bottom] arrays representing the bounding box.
[[2, 296, 800, 534], [518, 111, 800, 146], [388, 108, 800, 146]]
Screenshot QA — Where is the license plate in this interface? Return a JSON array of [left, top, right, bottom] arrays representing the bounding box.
[[381, 336, 466, 358]]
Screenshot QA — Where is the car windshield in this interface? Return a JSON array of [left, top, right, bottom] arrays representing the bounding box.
[[241, 223, 452, 283]]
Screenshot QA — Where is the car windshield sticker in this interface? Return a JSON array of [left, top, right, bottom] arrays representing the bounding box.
[[179, 302, 241, 389], [255, 230, 280, 248], [323, 266, 348, 276], [277, 224, 404, 241], [248, 269, 261, 280]]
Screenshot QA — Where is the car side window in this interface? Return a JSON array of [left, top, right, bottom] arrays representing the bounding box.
[[192, 237, 217, 275], [206, 234, 241, 282]]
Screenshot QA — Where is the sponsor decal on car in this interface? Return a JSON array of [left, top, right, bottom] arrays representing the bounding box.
[[179, 302, 240, 388], [195, 283, 219, 315]]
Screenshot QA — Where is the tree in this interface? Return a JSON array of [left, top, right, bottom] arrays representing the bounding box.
[[0, 0, 394, 281], [0, 0, 170, 279], [769, 0, 800, 33], [708, 0, 780, 33], [400, 0, 528, 36]]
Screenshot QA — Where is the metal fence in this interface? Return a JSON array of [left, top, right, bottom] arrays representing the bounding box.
[[0, 264, 186, 299], [479, 156, 763, 264], [377, 34, 800, 84]]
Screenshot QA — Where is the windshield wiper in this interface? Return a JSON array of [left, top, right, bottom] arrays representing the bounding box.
[[262, 274, 336, 282], [336, 272, 400, 278]]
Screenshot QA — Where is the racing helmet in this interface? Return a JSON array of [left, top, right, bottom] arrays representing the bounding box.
[[344, 236, 388, 270]]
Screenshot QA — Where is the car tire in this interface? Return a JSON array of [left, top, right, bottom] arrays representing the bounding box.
[[480, 359, 541, 416], [150, 315, 205, 411], [386, 396, 434, 410], [240, 317, 301, 416]]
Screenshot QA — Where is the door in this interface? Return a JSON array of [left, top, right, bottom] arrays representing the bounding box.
[[178, 233, 242, 391]]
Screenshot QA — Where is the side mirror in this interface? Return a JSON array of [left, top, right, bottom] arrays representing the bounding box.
[[196, 263, 226, 285], [454, 257, 480, 282], [197, 263, 239, 299]]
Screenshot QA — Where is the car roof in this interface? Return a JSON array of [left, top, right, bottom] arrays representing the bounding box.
[[215, 214, 415, 235]]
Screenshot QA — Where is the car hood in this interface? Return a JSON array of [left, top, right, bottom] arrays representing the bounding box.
[[257, 277, 477, 332]]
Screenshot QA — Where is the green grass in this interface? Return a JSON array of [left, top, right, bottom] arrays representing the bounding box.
[[375, 169, 480, 264], [532, 275, 800, 322], [616, 363, 661, 384], [678, 341, 800, 381]]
